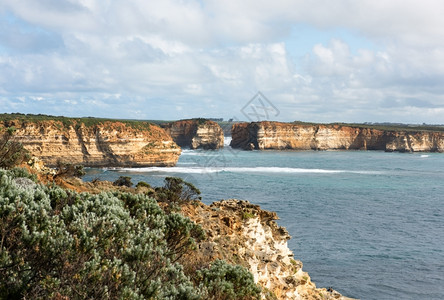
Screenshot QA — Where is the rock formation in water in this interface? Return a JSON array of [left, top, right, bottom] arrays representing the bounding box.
[[231, 121, 444, 152], [0, 119, 181, 167], [181, 199, 355, 300], [162, 119, 224, 149]]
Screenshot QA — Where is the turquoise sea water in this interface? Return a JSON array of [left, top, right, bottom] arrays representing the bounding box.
[[84, 144, 444, 300]]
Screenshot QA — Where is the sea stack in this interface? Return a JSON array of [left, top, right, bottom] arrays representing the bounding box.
[[162, 119, 224, 150]]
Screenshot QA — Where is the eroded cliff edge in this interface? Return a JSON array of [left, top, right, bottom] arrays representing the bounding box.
[[231, 121, 444, 152], [0, 119, 181, 167], [181, 199, 355, 300], [162, 119, 224, 149]]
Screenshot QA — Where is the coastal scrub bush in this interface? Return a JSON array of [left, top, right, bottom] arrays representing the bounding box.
[[0, 169, 203, 299], [197, 260, 261, 300], [155, 176, 202, 205], [0, 127, 30, 169], [53, 160, 86, 178], [136, 181, 151, 189], [0, 169, 262, 299], [113, 176, 133, 187]]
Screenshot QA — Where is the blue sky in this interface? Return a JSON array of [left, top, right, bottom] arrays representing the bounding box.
[[1, 0, 444, 123]]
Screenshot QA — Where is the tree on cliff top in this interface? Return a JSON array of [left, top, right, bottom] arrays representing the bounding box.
[[0, 127, 29, 169]]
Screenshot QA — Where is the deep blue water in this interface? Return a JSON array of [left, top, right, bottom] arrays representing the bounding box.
[[84, 145, 444, 300]]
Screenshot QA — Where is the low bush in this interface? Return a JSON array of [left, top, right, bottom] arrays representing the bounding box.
[[197, 260, 261, 300], [53, 160, 86, 179], [136, 181, 151, 189], [155, 176, 202, 204], [113, 176, 133, 187]]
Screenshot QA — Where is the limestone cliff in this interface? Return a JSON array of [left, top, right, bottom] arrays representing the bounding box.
[[231, 121, 444, 152], [162, 119, 224, 149], [182, 200, 355, 300], [1, 119, 181, 167]]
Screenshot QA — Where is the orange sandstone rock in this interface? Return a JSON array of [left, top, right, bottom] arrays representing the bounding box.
[[231, 121, 444, 152], [162, 119, 224, 149], [0, 120, 181, 167]]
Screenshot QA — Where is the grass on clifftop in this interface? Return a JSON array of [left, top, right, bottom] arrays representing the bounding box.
[[292, 120, 444, 133], [0, 113, 157, 131]]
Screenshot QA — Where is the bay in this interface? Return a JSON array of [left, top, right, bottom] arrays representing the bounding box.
[[84, 147, 444, 300]]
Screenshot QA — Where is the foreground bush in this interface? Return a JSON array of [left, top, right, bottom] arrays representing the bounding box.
[[197, 260, 261, 300], [0, 169, 260, 300]]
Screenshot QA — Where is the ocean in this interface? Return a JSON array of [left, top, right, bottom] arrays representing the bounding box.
[[83, 139, 444, 300]]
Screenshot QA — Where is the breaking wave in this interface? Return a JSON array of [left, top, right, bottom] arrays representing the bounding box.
[[116, 166, 383, 175]]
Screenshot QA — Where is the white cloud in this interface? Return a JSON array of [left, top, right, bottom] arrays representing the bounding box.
[[1, 0, 444, 123]]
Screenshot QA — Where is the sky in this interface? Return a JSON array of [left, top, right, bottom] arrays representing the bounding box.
[[1, 0, 444, 124]]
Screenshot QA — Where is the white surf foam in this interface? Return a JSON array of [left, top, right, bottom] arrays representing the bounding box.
[[116, 166, 383, 175], [420, 154, 429, 158], [224, 136, 232, 146], [180, 150, 220, 156]]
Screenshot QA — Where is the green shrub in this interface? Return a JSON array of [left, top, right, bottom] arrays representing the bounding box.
[[155, 177, 202, 205], [242, 211, 255, 220], [197, 260, 261, 300], [113, 176, 133, 187], [0, 169, 202, 299], [9, 167, 37, 182], [53, 160, 85, 178], [136, 181, 151, 189]]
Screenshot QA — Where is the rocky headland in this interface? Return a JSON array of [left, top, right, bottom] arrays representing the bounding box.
[[0, 117, 181, 167], [231, 121, 444, 152], [162, 119, 224, 149], [181, 199, 355, 300]]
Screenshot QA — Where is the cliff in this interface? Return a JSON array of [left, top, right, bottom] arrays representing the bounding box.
[[181, 199, 355, 300], [0, 119, 181, 167], [231, 121, 444, 152], [162, 119, 224, 149]]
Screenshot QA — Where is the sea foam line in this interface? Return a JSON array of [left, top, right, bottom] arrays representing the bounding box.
[[116, 166, 383, 175]]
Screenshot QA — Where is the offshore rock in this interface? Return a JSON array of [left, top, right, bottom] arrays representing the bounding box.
[[0, 120, 181, 167], [231, 121, 444, 152], [181, 199, 356, 300], [162, 119, 224, 149]]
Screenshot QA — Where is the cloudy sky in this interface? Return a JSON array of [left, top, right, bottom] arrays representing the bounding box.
[[1, 0, 444, 123]]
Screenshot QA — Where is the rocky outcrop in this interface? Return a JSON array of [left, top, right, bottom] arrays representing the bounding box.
[[1, 119, 181, 167], [182, 199, 355, 300], [231, 121, 444, 152], [162, 119, 224, 149]]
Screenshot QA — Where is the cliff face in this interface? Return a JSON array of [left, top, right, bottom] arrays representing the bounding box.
[[1, 120, 181, 167], [182, 199, 354, 300], [231, 122, 444, 152], [162, 119, 224, 149]]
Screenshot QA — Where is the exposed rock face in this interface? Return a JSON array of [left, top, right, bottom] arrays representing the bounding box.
[[162, 119, 224, 149], [1, 120, 181, 167], [182, 199, 355, 300], [231, 121, 444, 152]]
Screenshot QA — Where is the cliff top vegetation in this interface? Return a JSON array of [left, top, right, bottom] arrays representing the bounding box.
[[0, 113, 156, 131], [291, 120, 444, 133]]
